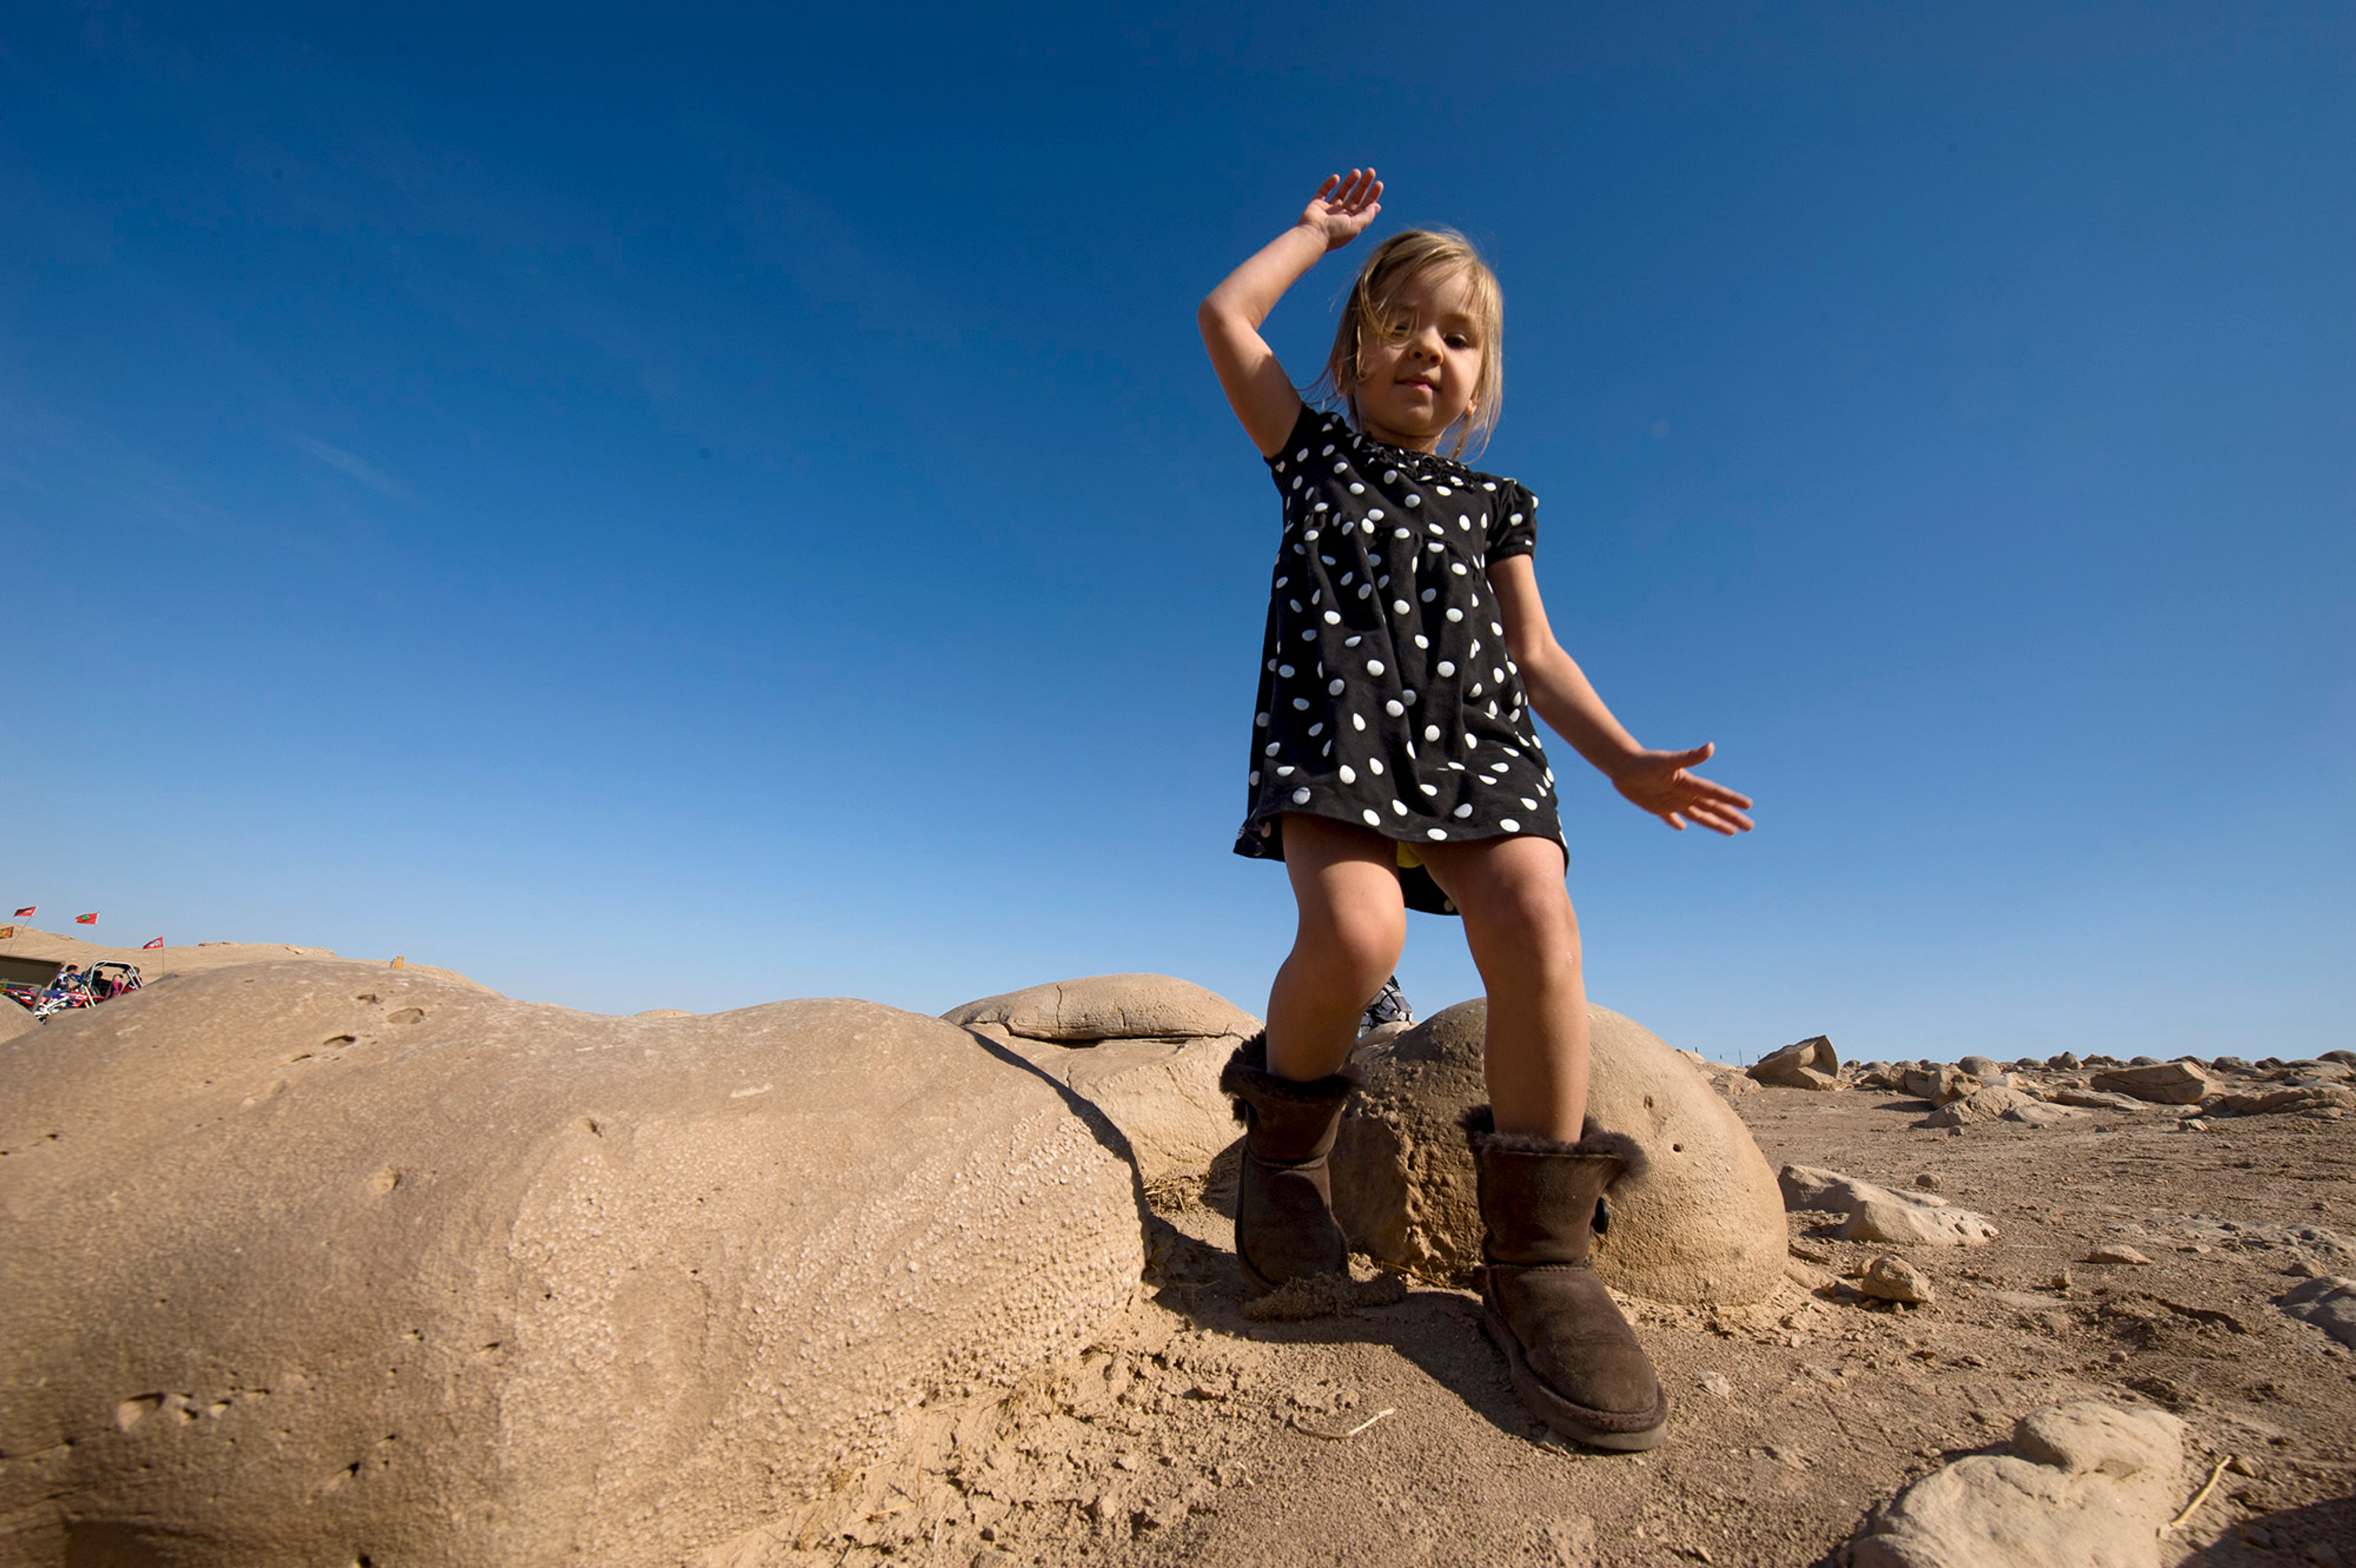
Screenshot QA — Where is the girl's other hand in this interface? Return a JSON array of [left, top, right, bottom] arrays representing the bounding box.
[[1299, 169, 1384, 252], [1610, 744, 1756, 835]]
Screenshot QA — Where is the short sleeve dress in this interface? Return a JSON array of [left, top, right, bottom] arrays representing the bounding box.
[[1234, 404, 1565, 916]]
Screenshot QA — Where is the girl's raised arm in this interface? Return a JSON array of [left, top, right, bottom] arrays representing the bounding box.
[[1198, 169, 1383, 457]]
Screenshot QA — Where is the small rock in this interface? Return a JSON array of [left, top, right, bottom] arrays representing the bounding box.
[[2050, 1087, 2150, 1112], [1849, 1402, 2185, 1568], [2275, 1276, 2356, 1349], [945, 975, 1258, 1183], [1785, 1258, 1839, 1293], [1700, 1372, 1733, 1398], [2086, 1245, 2152, 1266], [1958, 1055, 2001, 1078], [1778, 1165, 1999, 1248], [943, 972, 1258, 1042], [2212, 1085, 2356, 1116], [1901, 1066, 1984, 1105], [1922, 1085, 2029, 1128], [1749, 1034, 1842, 1090], [2089, 1060, 2212, 1105], [1844, 1197, 1998, 1247], [2003, 1100, 2084, 1128], [1860, 1256, 1936, 1305], [1912, 1173, 1941, 1191]]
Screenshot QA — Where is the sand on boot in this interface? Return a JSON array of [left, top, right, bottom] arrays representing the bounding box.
[[1239, 1269, 1411, 1321]]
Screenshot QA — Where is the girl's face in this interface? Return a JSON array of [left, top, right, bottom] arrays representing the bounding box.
[[1352, 265, 1486, 453]]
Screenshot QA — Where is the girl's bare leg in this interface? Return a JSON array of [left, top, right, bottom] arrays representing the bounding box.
[[1417, 835, 1587, 1140], [1266, 813, 1407, 1082]]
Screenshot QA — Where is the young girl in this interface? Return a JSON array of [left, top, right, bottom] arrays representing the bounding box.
[[1199, 169, 1753, 1452]]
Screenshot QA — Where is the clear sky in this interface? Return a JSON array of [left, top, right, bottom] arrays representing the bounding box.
[[7, 2, 2350, 1063]]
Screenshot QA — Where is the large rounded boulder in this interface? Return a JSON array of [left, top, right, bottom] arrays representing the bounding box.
[[0, 961, 1141, 1565], [1329, 999, 1786, 1305], [945, 974, 1258, 1183]]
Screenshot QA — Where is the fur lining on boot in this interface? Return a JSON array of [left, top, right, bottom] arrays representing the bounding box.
[[1460, 1104, 1650, 1180], [1220, 1032, 1364, 1121]]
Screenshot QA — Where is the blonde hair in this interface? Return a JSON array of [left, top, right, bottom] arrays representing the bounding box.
[[1316, 228, 1504, 459]]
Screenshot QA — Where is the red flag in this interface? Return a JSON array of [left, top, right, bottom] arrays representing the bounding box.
[[12, 907, 32, 918], [143, 938, 165, 950], [75, 913, 98, 924]]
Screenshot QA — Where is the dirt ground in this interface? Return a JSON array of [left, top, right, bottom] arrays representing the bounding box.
[[722, 1074, 2356, 1568]]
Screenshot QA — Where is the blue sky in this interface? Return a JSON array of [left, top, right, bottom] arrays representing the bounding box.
[[6, 2, 2349, 1062]]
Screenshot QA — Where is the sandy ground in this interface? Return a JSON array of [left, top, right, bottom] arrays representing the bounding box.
[[730, 1080, 2356, 1568], [10, 934, 2349, 1565]]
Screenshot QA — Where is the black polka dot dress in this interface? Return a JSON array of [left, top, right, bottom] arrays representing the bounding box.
[[1234, 405, 1564, 916]]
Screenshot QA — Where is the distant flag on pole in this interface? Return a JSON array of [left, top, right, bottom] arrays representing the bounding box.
[[143, 938, 165, 950], [75, 913, 98, 925], [12, 907, 32, 918]]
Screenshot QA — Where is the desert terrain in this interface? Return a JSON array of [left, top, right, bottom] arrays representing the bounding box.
[[737, 1063, 2355, 1567], [3, 928, 2350, 1567]]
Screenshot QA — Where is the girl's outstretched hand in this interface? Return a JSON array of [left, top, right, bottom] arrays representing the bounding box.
[[1611, 744, 1755, 835], [1299, 169, 1384, 252]]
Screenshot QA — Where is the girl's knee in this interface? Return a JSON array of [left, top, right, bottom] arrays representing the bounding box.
[[1468, 882, 1579, 974], [1297, 902, 1406, 983], [1336, 907, 1409, 980]]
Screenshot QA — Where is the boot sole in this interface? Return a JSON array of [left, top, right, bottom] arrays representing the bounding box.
[[1482, 1305, 1669, 1452], [1238, 1253, 1353, 1299]]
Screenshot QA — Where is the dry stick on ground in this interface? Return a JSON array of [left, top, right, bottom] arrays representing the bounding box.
[[1289, 1407, 1399, 1441], [1372, 1258, 1458, 1289], [2161, 1455, 2233, 1539]]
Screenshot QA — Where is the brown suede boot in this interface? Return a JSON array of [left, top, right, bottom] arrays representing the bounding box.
[[1464, 1107, 1669, 1451], [1218, 1033, 1360, 1294]]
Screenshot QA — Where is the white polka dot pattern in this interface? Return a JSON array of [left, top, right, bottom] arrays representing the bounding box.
[[1235, 408, 1557, 915]]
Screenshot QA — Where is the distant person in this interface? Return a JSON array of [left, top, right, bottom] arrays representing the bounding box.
[[1360, 973, 1413, 1031], [1199, 170, 1754, 1453]]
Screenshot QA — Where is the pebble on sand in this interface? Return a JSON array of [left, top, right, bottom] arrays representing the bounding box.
[[1858, 1255, 1935, 1305]]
